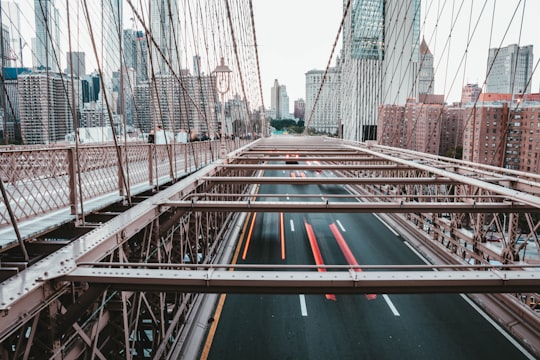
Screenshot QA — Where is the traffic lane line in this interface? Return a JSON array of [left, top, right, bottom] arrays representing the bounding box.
[[336, 219, 346, 232], [382, 294, 400, 316], [299, 294, 308, 316]]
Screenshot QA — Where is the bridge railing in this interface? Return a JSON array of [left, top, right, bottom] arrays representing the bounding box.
[[0, 139, 248, 228]]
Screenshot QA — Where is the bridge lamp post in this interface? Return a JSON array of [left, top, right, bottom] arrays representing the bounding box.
[[213, 57, 232, 159]]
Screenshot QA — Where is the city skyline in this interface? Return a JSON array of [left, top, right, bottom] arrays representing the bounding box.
[[4, 1, 540, 105], [254, 0, 540, 104]]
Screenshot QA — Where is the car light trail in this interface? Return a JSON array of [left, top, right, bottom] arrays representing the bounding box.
[[329, 223, 376, 300], [242, 212, 257, 260], [305, 220, 336, 301]]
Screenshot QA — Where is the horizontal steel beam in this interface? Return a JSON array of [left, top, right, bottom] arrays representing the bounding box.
[[238, 156, 383, 162], [203, 176, 457, 185], [160, 200, 533, 213], [221, 164, 412, 170], [61, 268, 540, 294]]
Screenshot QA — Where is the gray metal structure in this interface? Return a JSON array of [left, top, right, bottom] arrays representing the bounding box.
[[1, 136, 540, 358]]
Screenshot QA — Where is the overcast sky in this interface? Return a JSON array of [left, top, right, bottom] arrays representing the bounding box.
[[6, 1, 540, 106], [251, 0, 540, 105], [251, 0, 343, 105]]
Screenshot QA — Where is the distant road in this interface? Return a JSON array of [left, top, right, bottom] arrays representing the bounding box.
[[206, 166, 532, 359]]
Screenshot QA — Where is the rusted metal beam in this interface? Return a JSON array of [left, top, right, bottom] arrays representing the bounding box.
[[61, 268, 540, 294], [221, 164, 413, 170], [203, 176, 457, 185], [236, 156, 384, 162], [160, 200, 533, 213]]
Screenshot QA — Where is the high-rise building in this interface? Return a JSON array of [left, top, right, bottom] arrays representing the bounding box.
[[461, 83, 481, 104], [1, 24, 9, 141], [418, 37, 434, 95], [305, 68, 341, 134], [18, 71, 76, 144], [81, 73, 101, 104], [269, 79, 290, 120], [377, 95, 463, 156], [150, 72, 217, 136], [462, 101, 508, 167], [149, 0, 180, 75], [1, 1, 23, 67], [34, 0, 60, 72], [294, 99, 305, 121], [278, 85, 289, 119], [340, 0, 421, 142], [1, 67, 30, 142], [486, 44, 533, 94], [65, 51, 85, 78], [134, 82, 151, 133], [123, 29, 149, 84], [270, 79, 280, 119]]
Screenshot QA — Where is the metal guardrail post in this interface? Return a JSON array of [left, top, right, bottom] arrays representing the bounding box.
[[184, 143, 188, 173], [148, 144, 154, 186], [118, 145, 125, 196], [67, 147, 78, 215]]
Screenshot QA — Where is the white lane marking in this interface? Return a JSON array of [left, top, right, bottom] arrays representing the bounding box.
[[290, 219, 295, 232], [373, 214, 400, 236], [405, 241, 535, 359], [336, 220, 346, 232], [299, 294, 308, 316], [382, 294, 400, 316], [459, 294, 535, 359]]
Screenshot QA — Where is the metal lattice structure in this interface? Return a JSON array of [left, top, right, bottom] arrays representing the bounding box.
[[1, 136, 540, 358]]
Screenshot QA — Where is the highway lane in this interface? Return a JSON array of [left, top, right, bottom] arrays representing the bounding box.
[[204, 167, 532, 359]]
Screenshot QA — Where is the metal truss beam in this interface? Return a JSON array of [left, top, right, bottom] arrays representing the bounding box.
[[203, 176, 458, 185], [61, 268, 540, 294], [161, 200, 534, 213], [221, 164, 412, 170]]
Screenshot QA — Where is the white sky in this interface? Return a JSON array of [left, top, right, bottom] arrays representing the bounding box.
[[251, 0, 343, 105], [251, 0, 540, 105], [5, 1, 540, 106]]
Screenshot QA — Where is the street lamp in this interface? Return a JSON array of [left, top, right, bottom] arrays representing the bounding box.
[[213, 57, 232, 158]]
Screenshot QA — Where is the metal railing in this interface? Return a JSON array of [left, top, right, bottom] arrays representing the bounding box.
[[0, 139, 249, 227]]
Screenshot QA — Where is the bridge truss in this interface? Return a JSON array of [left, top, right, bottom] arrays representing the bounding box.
[[1, 136, 540, 358]]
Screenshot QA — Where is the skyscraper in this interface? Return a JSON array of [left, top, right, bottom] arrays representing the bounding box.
[[65, 51, 85, 78], [149, 0, 180, 75], [123, 29, 149, 84], [270, 79, 280, 119], [418, 37, 434, 95], [340, 0, 421, 142], [278, 84, 290, 119], [34, 0, 60, 72], [305, 68, 340, 134], [1, 1, 23, 67], [486, 44, 533, 94], [101, 0, 122, 84], [18, 71, 76, 144]]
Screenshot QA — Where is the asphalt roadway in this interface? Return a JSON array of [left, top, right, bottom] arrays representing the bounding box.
[[203, 167, 532, 359]]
